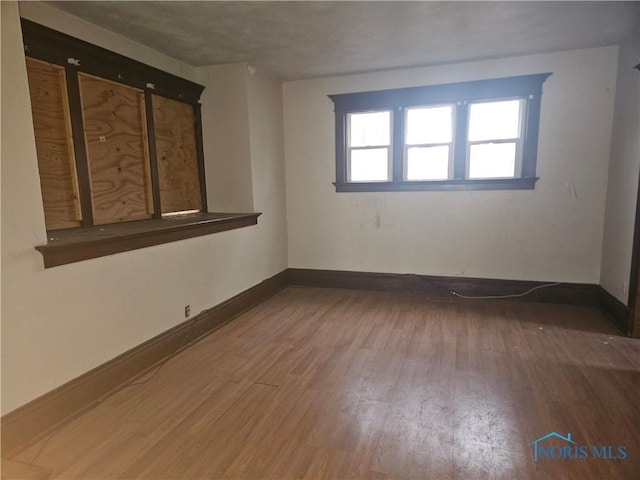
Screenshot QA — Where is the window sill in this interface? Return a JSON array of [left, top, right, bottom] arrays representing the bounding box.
[[334, 177, 538, 192], [35, 212, 261, 268]]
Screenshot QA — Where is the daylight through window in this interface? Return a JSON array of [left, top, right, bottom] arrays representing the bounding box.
[[329, 73, 551, 192]]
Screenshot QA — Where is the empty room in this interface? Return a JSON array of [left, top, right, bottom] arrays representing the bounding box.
[[1, 1, 639, 479]]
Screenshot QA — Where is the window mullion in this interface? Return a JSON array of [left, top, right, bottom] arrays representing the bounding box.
[[64, 66, 95, 227], [392, 107, 404, 182], [144, 90, 162, 219], [193, 103, 209, 213], [335, 111, 347, 184], [453, 101, 468, 180], [522, 94, 541, 178]]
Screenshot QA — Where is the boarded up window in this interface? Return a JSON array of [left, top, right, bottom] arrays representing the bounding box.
[[79, 73, 153, 224], [23, 20, 208, 233], [26, 57, 81, 230], [152, 95, 202, 214]]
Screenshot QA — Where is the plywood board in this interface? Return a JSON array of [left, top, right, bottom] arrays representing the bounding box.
[[152, 95, 202, 214], [79, 73, 153, 225], [26, 57, 81, 230]]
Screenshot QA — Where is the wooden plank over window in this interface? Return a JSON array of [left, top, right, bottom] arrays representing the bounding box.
[[26, 57, 81, 230], [79, 73, 153, 225], [152, 94, 202, 214]]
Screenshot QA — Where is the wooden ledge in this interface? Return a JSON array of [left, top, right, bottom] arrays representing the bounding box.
[[334, 177, 539, 192], [35, 212, 261, 268]]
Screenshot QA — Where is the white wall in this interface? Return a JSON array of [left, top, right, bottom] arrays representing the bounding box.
[[198, 64, 255, 212], [246, 68, 289, 276], [284, 46, 618, 283], [600, 30, 640, 304], [1, 1, 287, 414]]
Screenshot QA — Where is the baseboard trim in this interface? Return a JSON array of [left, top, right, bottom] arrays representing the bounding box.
[[597, 286, 632, 336], [288, 268, 599, 306], [2, 267, 629, 455], [0, 269, 288, 457]]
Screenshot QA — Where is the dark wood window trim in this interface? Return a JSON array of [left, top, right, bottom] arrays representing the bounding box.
[[333, 177, 538, 192], [36, 213, 261, 268], [329, 73, 551, 192], [22, 20, 261, 267], [21, 19, 204, 104], [23, 19, 207, 219]]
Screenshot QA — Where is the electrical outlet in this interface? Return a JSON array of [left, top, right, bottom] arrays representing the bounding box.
[[622, 283, 627, 296], [185, 305, 190, 318]]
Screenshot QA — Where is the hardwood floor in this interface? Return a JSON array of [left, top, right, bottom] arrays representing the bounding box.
[[4, 287, 639, 479]]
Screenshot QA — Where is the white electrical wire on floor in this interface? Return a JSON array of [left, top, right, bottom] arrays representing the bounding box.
[[450, 282, 562, 299]]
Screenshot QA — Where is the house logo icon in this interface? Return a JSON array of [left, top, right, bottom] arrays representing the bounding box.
[[528, 432, 576, 462], [528, 431, 627, 462]]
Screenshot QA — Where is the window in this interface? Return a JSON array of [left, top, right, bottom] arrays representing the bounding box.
[[467, 99, 524, 179], [405, 105, 453, 181], [23, 19, 207, 229], [347, 111, 392, 181], [23, 19, 259, 267], [329, 73, 551, 192]]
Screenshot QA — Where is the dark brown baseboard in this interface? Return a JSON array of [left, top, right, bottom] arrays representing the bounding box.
[[1, 269, 288, 457], [597, 286, 632, 336], [288, 268, 600, 306], [2, 267, 631, 457]]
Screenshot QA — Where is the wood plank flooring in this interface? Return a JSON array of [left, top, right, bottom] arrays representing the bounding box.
[[4, 287, 639, 479]]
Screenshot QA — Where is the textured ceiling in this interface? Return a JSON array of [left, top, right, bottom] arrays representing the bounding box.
[[47, 1, 639, 80]]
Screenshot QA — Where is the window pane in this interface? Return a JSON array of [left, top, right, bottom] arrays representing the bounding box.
[[468, 100, 521, 141], [348, 111, 391, 147], [468, 143, 517, 178], [406, 106, 452, 144], [406, 146, 449, 180], [350, 148, 389, 181]]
